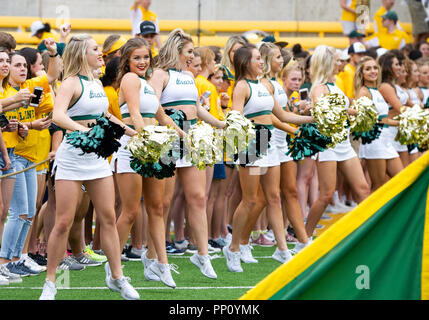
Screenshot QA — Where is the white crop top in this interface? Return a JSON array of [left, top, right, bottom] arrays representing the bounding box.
[[395, 85, 409, 106], [160, 69, 198, 107], [419, 86, 429, 106], [270, 79, 288, 109], [67, 75, 109, 120], [367, 87, 389, 118], [408, 88, 421, 106], [120, 77, 159, 119], [243, 79, 274, 119]]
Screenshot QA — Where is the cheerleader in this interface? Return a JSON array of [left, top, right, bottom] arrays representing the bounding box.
[[222, 43, 314, 273], [259, 42, 311, 253], [40, 35, 139, 300], [114, 37, 184, 288], [305, 45, 370, 238], [404, 58, 423, 107], [378, 52, 412, 169], [150, 29, 225, 279], [404, 58, 423, 162], [220, 36, 247, 109], [417, 57, 429, 107], [355, 56, 403, 191], [220, 36, 247, 240]]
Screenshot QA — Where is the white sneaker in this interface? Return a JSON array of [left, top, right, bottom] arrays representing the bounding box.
[[272, 248, 293, 264], [0, 273, 8, 285], [208, 243, 221, 254], [327, 201, 352, 214], [325, 203, 343, 214], [224, 233, 232, 246], [264, 230, 275, 242], [290, 238, 313, 255], [149, 262, 179, 288], [174, 239, 189, 250], [0, 264, 22, 284], [239, 244, 258, 264], [335, 201, 353, 212], [106, 275, 140, 300], [39, 280, 56, 300], [222, 246, 243, 273], [21, 254, 46, 273], [190, 254, 217, 279], [141, 252, 160, 282], [345, 200, 357, 208]]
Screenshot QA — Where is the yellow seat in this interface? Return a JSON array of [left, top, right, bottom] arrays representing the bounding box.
[[1, 16, 412, 50]]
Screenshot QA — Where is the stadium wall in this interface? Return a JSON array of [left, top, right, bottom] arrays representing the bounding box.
[[2, 0, 411, 22]]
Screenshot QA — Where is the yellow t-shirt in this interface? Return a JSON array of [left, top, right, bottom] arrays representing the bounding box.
[[40, 31, 59, 42], [195, 75, 224, 121], [366, 29, 410, 50], [0, 85, 19, 149], [336, 75, 346, 94], [373, 6, 405, 35], [222, 65, 235, 109], [341, 0, 357, 22], [35, 90, 54, 171], [336, 63, 355, 99], [13, 75, 51, 163], [104, 86, 121, 121]]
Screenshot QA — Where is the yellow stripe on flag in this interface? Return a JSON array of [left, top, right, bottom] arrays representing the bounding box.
[[241, 152, 429, 300], [422, 187, 429, 300]]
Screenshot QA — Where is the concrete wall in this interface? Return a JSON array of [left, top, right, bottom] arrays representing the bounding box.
[[1, 0, 413, 22]]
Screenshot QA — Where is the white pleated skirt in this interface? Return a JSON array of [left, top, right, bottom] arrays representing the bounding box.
[[383, 126, 408, 153], [271, 128, 294, 163], [359, 127, 399, 160], [318, 137, 357, 162], [54, 140, 112, 181]]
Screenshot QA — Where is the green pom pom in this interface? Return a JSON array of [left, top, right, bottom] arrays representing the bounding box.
[[130, 156, 176, 179], [351, 123, 382, 144], [164, 109, 187, 127], [66, 114, 125, 158], [286, 123, 331, 161]]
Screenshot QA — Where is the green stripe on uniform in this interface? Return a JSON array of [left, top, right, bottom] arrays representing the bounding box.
[[121, 112, 156, 119], [70, 114, 102, 121], [245, 110, 272, 119], [161, 100, 197, 107]]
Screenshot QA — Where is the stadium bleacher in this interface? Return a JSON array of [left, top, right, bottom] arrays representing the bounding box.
[[0, 16, 413, 50]]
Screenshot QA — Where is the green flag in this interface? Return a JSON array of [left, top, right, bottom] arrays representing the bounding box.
[[241, 151, 429, 300]]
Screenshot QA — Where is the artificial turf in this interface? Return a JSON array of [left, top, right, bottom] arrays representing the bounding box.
[[0, 245, 293, 300]]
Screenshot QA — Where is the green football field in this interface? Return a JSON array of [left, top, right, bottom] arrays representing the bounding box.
[[0, 245, 292, 300]]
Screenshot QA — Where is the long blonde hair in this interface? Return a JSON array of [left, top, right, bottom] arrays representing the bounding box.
[[309, 45, 335, 96], [259, 42, 279, 79], [353, 56, 381, 96], [156, 28, 193, 71], [62, 34, 95, 81], [220, 35, 247, 71], [353, 56, 381, 94]]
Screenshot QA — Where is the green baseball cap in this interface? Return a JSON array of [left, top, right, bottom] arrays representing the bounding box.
[[348, 30, 365, 38], [381, 10, 398, 22]]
